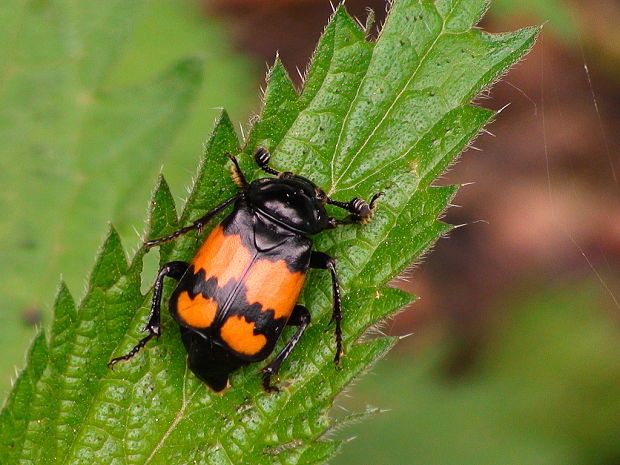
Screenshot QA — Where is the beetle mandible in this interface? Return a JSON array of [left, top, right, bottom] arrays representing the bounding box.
[[109, 147, 383, 392]]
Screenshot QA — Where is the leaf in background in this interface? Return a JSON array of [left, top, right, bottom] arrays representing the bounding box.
[[1, 1, 538, 464], [0, 0, 256, 394], [490, 0, 578, 42]]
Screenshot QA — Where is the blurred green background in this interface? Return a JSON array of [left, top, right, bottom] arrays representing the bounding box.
[[2, 0, 619, 463]]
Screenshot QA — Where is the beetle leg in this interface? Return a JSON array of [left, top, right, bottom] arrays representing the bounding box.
[[309, 251, 343, 365], [108, 261, 189, 368], [226, 153, 248, 188], [327, 191, 384, 225], [145, 194, 240, 248], [262, 305, 311, 392], [254, 147, 280, 176]]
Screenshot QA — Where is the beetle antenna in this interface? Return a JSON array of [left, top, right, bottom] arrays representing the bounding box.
[[327, 192, 384, 225], [254, 147, 280, 176]]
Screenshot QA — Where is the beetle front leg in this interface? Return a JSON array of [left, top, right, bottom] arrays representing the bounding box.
[[108, 261, 189, 368], [262, 305, 311, 392], [145, 195, 240, 248], [309, 251, 343, 365]]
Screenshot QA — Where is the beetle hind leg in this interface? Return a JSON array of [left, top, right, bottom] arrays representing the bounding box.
[[262, 305, 311, 392], [108, 261, 189, 368]]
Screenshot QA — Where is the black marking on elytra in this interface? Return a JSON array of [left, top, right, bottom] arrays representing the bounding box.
[[170, 264, 289, 361]]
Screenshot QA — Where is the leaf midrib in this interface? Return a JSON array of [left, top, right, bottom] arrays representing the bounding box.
[[329, 2, 452, 195], [296, 29, 373, 181], [266, 10, 341, 173], [143, 370, 201, 465]]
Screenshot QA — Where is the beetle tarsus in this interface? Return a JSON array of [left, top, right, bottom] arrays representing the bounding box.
[[107, 261, 188, 368], [108, 333, 155, 368], [145, 224, 193, 248], [261, 368, 281, 393]]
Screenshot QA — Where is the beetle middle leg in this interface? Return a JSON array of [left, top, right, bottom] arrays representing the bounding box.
[[309, 251, 343, 365], [108, 261, 189, 368], [262, 305, 311, 392]]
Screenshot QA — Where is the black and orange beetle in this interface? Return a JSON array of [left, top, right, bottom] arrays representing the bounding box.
[[109, 147, 382, 392]]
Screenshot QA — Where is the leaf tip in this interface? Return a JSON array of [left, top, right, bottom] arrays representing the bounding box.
[[147, 174, 178, 240], [22, 330, 49, 379], [212, 108, 233, 135], [52, 280, 77, 320], [152, 173, 174, 207], [89, 224, 128, 289], [267, 56, 292, 86]]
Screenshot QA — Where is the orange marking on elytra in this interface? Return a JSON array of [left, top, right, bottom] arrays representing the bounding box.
[[192, 225, 252, 287], [220, 315, 266, 356], [177, 291, 218, 328], [244, 260, 306, 319]]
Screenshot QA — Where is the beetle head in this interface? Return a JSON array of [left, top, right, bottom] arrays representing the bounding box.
[[247, 173, 330, 235]]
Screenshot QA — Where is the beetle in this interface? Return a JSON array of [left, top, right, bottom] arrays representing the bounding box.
[[109, 147, 382, 392]]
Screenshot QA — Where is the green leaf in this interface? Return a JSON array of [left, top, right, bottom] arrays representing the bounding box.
[[0, 332, 48, 463], [1, 1, 538, 464]]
